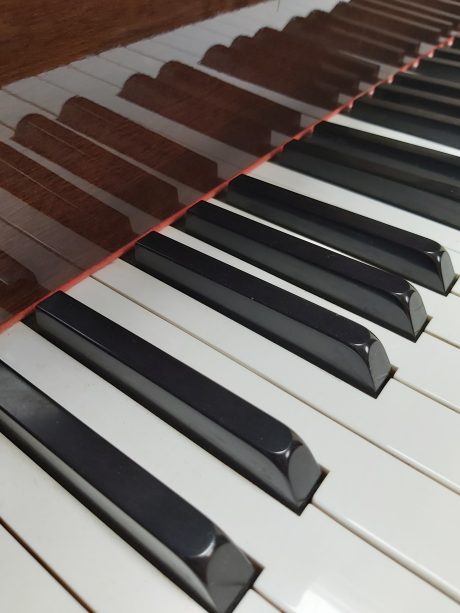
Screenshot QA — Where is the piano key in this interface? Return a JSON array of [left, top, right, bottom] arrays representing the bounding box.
[[11, 281, 460, 602], [0, 433, 207, 613], [177, 201, 428, 338], [416, 56, 460, 80], [275, 122, 460, 230], [234, 592, 279, 613], [3, 324, 459, 613], [425, 293, 460, 348], [157, 227, 460, 415], [224, 174, 455, 293], [0, 361, 256, 613], [135, 231, 391, 395], [94, 257, 460, 494], [0, 525, 84, 613], [434, 46, 460, 63], [34, 291, 321, 511], [250, 162, 460, 271], [350, 93, 460, 150], [374, 83, 460, 120], [392, 69, 460, 98]]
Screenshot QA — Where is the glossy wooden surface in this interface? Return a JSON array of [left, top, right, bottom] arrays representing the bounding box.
[[0, 0, 457, 328], [0, 0, 262, 87]]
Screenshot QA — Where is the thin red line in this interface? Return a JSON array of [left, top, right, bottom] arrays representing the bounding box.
[[0, 34, 455, 334]]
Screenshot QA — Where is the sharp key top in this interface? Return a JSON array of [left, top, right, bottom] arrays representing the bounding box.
[[224, 174, 455, 294], [177, 201, 427, 339], [3, 326, 459, 613], [416, 56, 460, 81], [34, 290, 321, 511], [349, 94, 460, 153], [275, 120, 460, 231], [393, 70, 460, 98], [0, 362, 256, 613], [134, 231, 391, 395]]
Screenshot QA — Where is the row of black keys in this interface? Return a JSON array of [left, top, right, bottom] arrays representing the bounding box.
[[1, 146, 457, 610], [342, 38, 460, 153]]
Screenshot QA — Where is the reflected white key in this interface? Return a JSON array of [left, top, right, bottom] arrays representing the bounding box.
[[0, 525, 84, 613], [161, 226, 460, 414], [1, 322, 460, 611], [94, 258, 460, 495], [250, 162, 460, 271], [0, 434, 205, 613]]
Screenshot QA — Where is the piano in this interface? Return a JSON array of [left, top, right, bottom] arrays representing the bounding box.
[[1, 0, 460, 611]]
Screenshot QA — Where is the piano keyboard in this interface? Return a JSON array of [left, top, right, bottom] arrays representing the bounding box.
[[2, 0, 460, 611]]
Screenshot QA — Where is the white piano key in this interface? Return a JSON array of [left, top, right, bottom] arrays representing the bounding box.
[[234, 591, 279, 613], [162, 226, 460, 414], [0, 433, 206, 613], [94, 257, 460, 494], [2, 322, 459, 611], [0, 525, 84, 613], [250, 162, 460, 271], [425, 293, 460, 349], [71, 56, 134, 88]]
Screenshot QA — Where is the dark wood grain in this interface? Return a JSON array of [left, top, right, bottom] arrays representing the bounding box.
[[14, 114, 181, 218], [120, 74, 272, 155], [59, 96, 220, 193], [0, 0, 263, 87]]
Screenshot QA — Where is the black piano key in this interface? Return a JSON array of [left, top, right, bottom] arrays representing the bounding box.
[[350, 94, 460, 151], [276, 133, 460, 231], [373, 83, 460, 119], [34, 292, 322, 512], [416, 57, 460, 81], [393, 71, 460, 99], [435, 47, 460, 63], [177, 202, 427, 340], [224, 175, 454, 295], [0, 362, 257, 613], [135, 232, 392, 396]]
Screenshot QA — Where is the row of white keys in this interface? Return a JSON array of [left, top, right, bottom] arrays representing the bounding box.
[[1, 320, 459, 611], [160, 224, 460, 415], [205, 196, 460, 349], [0, 523, 84, 613], [94, 255, 460, 494], [250, 162, 460, 280]]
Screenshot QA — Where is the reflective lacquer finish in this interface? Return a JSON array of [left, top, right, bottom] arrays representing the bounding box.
[[0, 0, 454, 328]]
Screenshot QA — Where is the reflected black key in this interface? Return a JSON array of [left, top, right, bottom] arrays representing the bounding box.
[[178, 201, 427, 339], [351, 0, 454, 32], [34, 292, 322, 512], [416, 57, 460, 81], [394, 71, 460, 99], [276, 129, 460, 231], [350, 94, 460, 152], [135, 232, 391, 396], [224, 175, 454, 294], [0, 362, 256, 613]]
